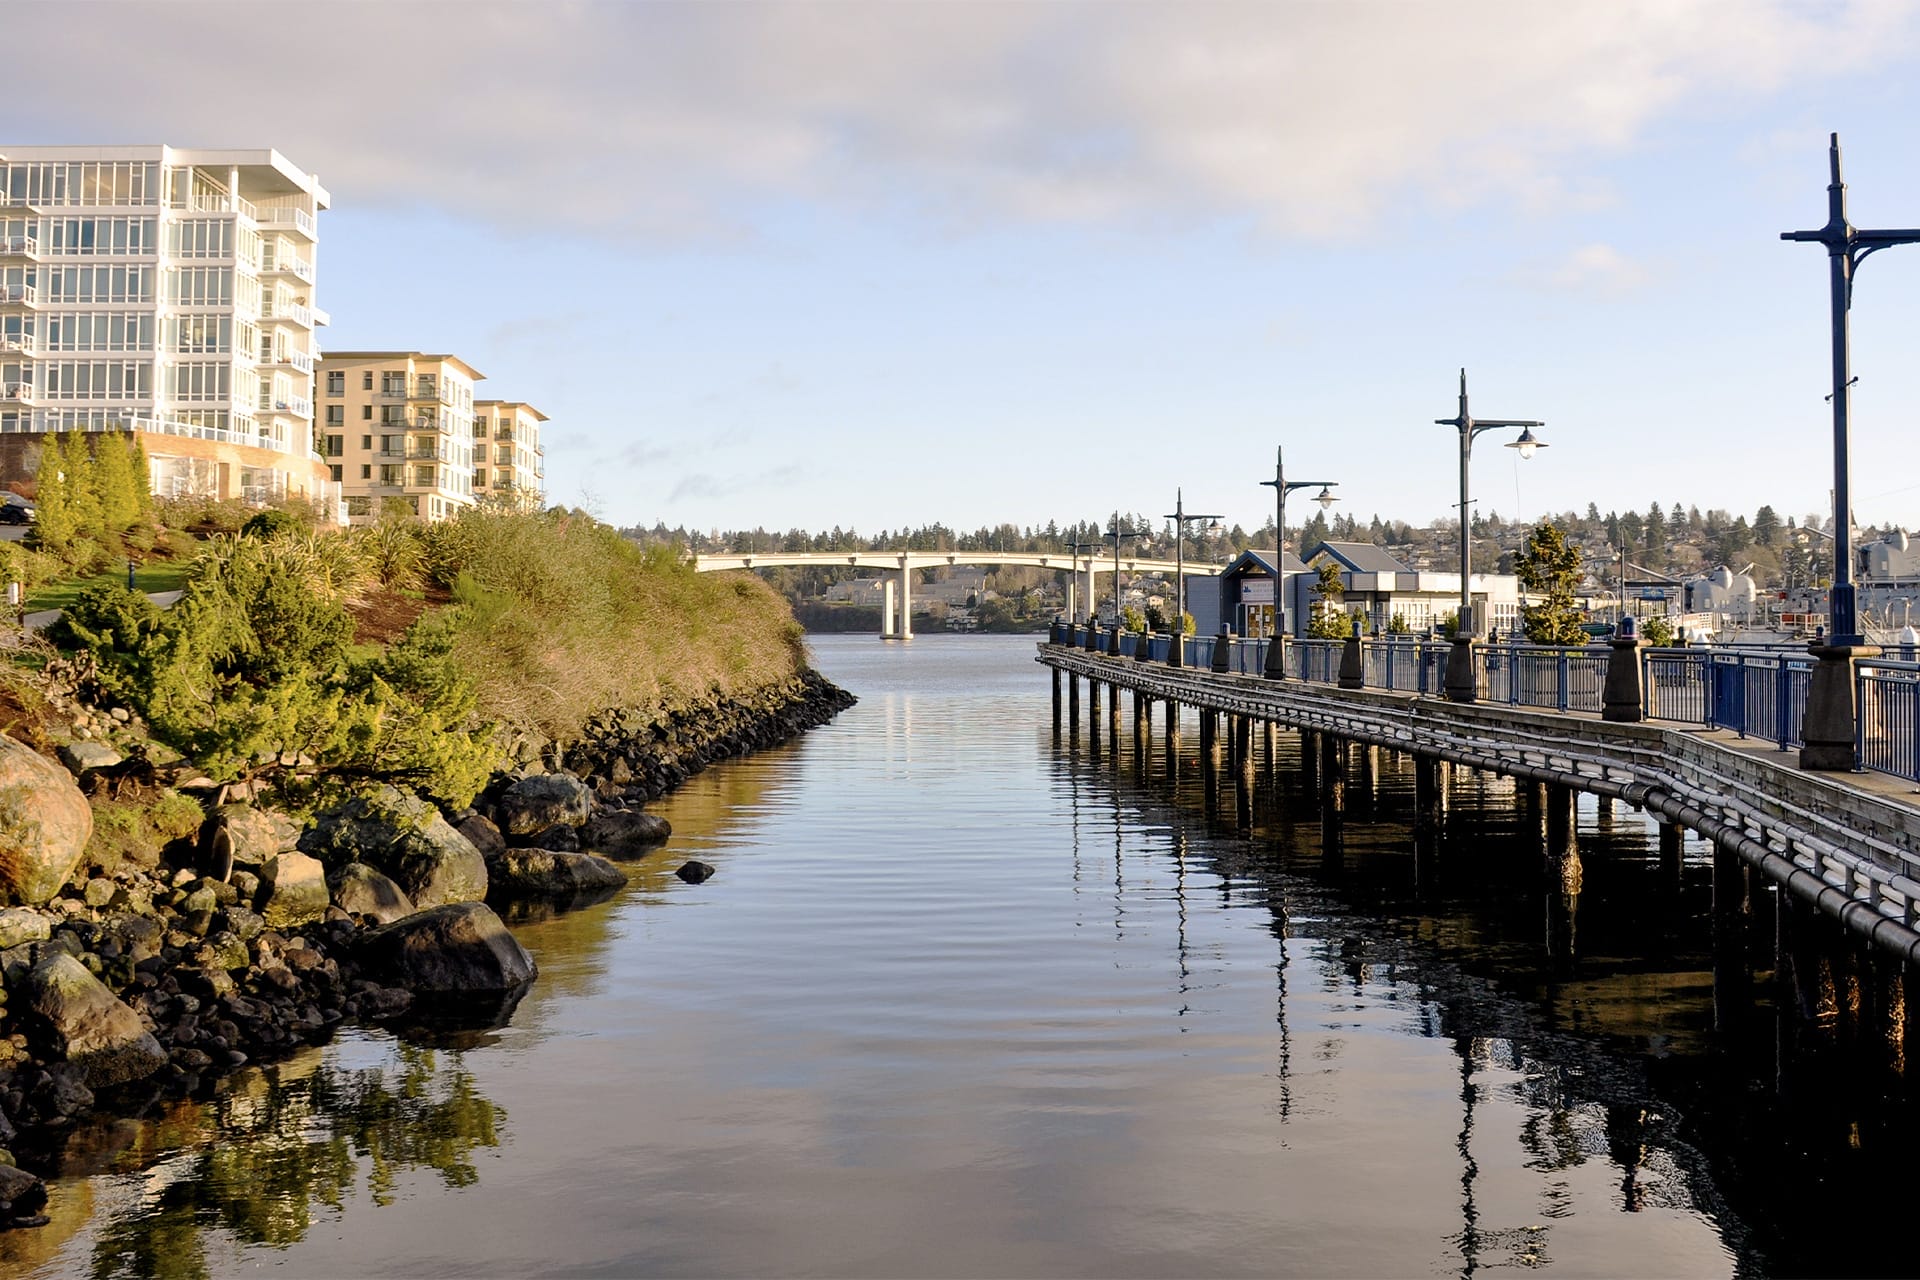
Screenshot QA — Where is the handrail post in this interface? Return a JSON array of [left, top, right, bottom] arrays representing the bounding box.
[[1558, 650, 1570, 712], [1777, 655, 1791, 750]]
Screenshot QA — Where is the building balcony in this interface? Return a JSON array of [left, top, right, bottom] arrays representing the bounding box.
[[0, 236, 41, 258], [174, 191, 258, 219], [0, 382, 37, 405], [261, 348, 314, 376], [0, 284, 38, 306], [261, 254, 314, 283], [0, 335, 37, 357], [253, 207, 316, 240], [259, 300, 312, 328], [407, 385, 455, 406]]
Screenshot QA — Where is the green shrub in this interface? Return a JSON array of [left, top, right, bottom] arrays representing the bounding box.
[[241, 508, 305, 540]]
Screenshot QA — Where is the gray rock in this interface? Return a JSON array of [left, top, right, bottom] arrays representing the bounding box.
[[581, 808, 672, 857], [258, 852, 330, 929], [329, 862, 416, 925], [496, 772, 592, 841], [0, 733, 95, 905], [675, 861, 716, 884], [489, 849, 626, 898], [300, 788, 487, 908], [83, 878, 117, 909], [0, 1163, 45, 1217], [0, 907, 51, 950], [200, 804, 300, 875], [58, 740, 122, 777], [453, 813, 505, 859], [22, 952, 168, 1087], [355, 902, 537, 994]]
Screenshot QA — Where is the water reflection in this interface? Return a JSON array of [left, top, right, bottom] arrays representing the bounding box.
[[36, 1040, 505, 1280]]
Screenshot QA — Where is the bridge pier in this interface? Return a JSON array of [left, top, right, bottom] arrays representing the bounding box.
[[1711, 839, 1753, 1033], [1051, 667, 1061, 738], [1657, 822, 1684, 880], [1300, 730, 1319, 791], [1414, 756, 1445, 832], [1107, 682, 1122, 756], [1066, 671, 1080, 740]]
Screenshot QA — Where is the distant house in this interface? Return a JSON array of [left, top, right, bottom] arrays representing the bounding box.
[[1213, 549, 1310, 638], [1288, 540, 1525, 637], [824, 578, 887, 606]]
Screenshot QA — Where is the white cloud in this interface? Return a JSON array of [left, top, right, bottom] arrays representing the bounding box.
[[5, 0, 1915, 238], [1530, 242, 1652, 296]]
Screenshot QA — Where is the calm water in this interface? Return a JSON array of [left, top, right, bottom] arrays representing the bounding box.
[[9, 634, 1917, 1277]]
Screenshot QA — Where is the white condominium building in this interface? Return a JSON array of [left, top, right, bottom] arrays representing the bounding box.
[[0, 145, 334, 510], [473, 399, 546, 501]]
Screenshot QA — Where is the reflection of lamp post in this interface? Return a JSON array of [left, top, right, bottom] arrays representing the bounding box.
[[1162, 489, 1222, 668], [1434, 369, 1547, 703], [1781, 133, 1920, 769], [1258, 446, 1338, 678]]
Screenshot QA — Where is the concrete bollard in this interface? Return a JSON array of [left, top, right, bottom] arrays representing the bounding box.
[[1338, 615, 1365, 689], [1602, 615, 1644, 723]]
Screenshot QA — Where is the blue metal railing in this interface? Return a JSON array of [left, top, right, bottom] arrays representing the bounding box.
[[1858, 659, 1920, 782]]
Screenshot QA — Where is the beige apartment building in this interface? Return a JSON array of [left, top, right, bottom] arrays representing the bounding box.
[[318, 351, 481, 523], [472, 399, 545, 501], [0, 144, 338, 516]]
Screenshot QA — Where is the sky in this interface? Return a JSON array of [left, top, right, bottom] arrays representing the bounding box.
[[9, 0, 1920, 539]]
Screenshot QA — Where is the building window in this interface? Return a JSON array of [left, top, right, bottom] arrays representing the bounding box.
[[361, 405, 372, 420], [324, 434, 343, 457], [360, 434, 372, 450], [362, 371, 373, 390], [475, 469, 487, 489], [329, 465, 342, 482], [360, 464, 371, 479], [326, 370, 344, 395], [325, 405, 344, 426]]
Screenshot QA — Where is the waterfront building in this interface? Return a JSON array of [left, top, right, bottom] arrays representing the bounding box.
[[0, 145, 336, 515], [472, 399, 546, 503], [317, 351, 482, 523]]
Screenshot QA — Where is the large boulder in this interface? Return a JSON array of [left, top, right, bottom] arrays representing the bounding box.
[[198, 804, 301, 880], [329, 862, 416, 925], [453, 812, 505, 859], [58, 741, 122, 778], [0, 906, 52, 949], [355, 902, 537, 994], [301, 788, 487, 908], [258, 851, 330, 929], [496, 772, 592, 842], [489, 849, 625, 898], [580, 809, 672, 857], [22, 952, 168, 1087], [0, 734, 94, 905]]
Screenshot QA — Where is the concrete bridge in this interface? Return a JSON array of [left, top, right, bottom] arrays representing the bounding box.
[[1040, 632, 1920, 1048], [692, 549, 1219, 639]]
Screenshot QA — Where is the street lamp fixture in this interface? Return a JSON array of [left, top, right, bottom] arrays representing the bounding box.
[[1435, 369, 1547, 703], [1781, 132, 1920, 769], [1163, 488, 1224, 668], [1259, 446, 1339, 678]]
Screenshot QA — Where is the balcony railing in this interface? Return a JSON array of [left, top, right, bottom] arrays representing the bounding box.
[[260, 348, 315, 376], [0, 382, 36, 404], [0, 412, 303, 457], [0, 236, 39, 257], [253, 207, 316, 238], [0, 335, 37, 356], [0, 284, 37, 305], [262, 253, 314, 282], [260, 300, 312, 328]]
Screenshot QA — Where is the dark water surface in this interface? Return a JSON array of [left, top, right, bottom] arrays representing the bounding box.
[[9, 634, 1916, 1277]]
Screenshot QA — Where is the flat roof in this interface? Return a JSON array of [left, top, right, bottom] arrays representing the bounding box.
[[0, 144, 328, 207], [474, 400, 550, 422], [320, 351, 486, 381]]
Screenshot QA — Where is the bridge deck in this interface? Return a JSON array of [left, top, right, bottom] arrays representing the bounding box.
[[1040, 643, 1920, 965]]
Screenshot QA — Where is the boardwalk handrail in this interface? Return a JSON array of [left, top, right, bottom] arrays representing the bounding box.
[[1040, 643, 1920, 966]]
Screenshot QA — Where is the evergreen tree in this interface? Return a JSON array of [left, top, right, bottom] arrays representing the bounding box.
[[1753, 505, 1781, 547], [28, 433, 77, 555], [1644, 503, 1666, 559], [129, 437, 156, 526], [1308, 560, 1349, 639], [64, 432, 104, 544], [1515, 522, 1585, 644], [94, 431, 142, 535]]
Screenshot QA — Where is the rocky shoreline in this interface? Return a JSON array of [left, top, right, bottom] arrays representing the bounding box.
[[0, 667, 856, 1229]]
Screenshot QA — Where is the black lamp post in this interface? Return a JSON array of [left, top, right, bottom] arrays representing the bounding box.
[[1258, 445, 1338, 678], [1781, 133, 1920, 770], [1162, 489, 1222, 668], [1434, 369, 1546, 703], [1104, 523, 1144, 633]]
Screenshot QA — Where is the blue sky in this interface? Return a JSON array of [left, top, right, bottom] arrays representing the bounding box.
[[11, 1, 1920, 537]]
